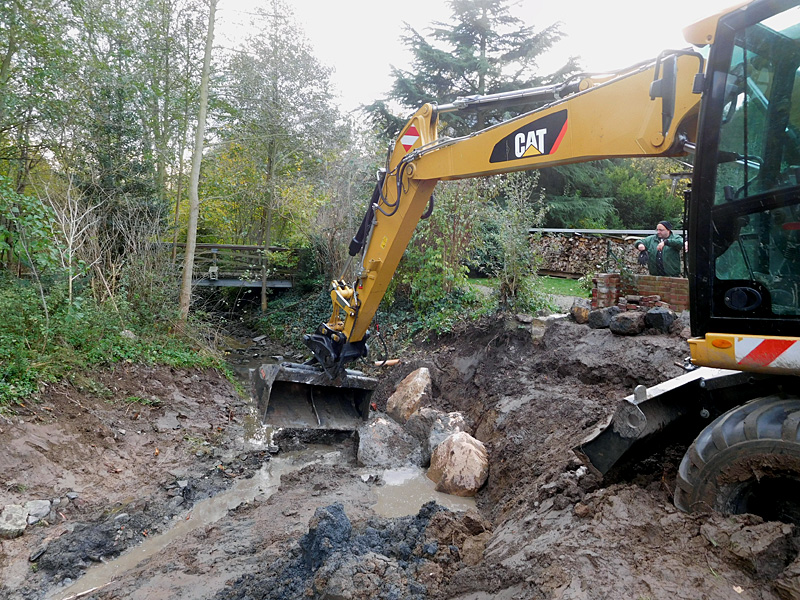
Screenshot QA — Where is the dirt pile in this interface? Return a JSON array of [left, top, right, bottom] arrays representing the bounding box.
[[1, 315, 798, 599], [217, 501, 492, 600]]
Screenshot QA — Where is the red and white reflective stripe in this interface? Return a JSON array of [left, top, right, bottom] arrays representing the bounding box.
[[400, 125, 420, 151], [736, 337, 800, 369]]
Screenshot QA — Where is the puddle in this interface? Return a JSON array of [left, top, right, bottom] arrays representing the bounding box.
[[51, 446, 339, 600], [51, 348, 474, 598], [372, 466, 476, 518]]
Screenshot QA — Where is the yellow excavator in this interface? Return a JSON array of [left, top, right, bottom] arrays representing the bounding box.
[[253, 0, 800, 519]]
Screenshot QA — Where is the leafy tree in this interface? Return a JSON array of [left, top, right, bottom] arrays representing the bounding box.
[[135, 0, 207, 211], [372, 0, 578, 137], [178, 0, 215, 324], [0, 0, 77, 191], [489, 171, 548, 311], [207, 0, 349, 250], [394, 179, 486, 312], [542, 194, 618, 229], [606, 158, 686, 229], [538, 158, 687, 229]]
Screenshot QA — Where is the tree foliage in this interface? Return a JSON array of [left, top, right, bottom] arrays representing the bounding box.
[[539, 159, 688, 229], [372, 0, 579, 138], [394, 179, 486, 312], [203, 0, 350, 250]]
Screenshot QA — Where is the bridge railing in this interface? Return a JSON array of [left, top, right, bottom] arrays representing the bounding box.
[[172, 243, 298, 287]]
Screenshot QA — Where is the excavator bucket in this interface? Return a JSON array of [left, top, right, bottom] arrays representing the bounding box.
[[250, 362, 376, 430]]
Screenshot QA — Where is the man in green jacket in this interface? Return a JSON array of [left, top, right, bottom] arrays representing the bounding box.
[[635, 221, 684, 277]]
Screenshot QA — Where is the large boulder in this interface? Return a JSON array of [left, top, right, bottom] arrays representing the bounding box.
[[427, 432, 488, 497], [587, 306, 621, 329], [609, 311, 646, 335], [386, 368, 431, 424], [357, 416, 423, 468], [645, 306, 677, 333], [570, 298, 592, 324], [405, 408, 467, 466], [0, 505, 27, 539]]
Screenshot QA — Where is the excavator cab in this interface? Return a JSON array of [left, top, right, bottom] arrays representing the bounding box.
[[689, 1, 800, 357], [579, 1, 800, 522]]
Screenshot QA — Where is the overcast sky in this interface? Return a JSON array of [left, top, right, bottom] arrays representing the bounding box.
[[216, 0, 740, 113]]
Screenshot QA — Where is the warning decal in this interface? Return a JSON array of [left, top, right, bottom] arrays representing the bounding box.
[[400, 125, 421, 152]]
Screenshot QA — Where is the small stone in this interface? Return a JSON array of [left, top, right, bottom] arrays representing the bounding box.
[[570, 298, 592, 324], [587, 306, 621, 329], [0, 505, 28, 539], [25, 500, 51, 525], [29, 545, 47, 561], [645, 306, 677, 333]]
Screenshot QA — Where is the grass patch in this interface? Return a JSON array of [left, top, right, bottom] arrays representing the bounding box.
[[470, 275, 587, 298], [537, 276, 588, 297], [0, 275, 225, 408], [123, 395, 161, 407]]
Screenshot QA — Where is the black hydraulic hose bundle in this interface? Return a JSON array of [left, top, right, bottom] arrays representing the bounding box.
[[349, 171, 386, 257]]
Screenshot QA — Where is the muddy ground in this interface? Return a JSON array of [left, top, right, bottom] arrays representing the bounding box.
[[1, 313, 798, 599]]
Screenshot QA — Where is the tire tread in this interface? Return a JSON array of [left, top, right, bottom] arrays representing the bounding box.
[[675, 395, 800, 514]]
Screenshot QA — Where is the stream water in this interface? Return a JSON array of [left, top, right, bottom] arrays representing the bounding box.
[[52, 341, 474, 599]]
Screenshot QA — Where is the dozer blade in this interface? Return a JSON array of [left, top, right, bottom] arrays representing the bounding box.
[[574, 367, 772, 477], [250, 362, 377, 430]]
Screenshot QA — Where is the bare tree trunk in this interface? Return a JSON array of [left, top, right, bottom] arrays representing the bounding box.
[[171, 160, 185, 263], [261, 206, 272, 312], [178, 0, 215, 324]]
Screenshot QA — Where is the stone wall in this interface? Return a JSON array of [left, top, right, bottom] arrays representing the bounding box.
[[592, 273, 690, 312]]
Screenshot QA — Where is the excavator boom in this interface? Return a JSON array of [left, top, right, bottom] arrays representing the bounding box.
[[301, 51, 706, 374], [260, 1, 800, 518]]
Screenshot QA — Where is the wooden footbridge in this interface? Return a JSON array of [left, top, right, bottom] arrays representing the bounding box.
[[174, 243, 297, 289]]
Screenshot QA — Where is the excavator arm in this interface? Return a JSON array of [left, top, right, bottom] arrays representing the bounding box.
[[260, 0, 800, 524], [305, 51, 706, 376]]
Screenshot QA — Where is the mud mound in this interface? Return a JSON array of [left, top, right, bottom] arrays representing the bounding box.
[[217, 501, 493, 600], [3, 315, 797, 600]]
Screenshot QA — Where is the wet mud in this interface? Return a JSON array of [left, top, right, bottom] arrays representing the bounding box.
[[1, 317, 798, 599]]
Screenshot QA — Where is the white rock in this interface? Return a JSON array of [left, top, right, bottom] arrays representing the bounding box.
[[386, 368, 431, 424], [0, 505, 28, 539], [25, 500, 51, 525], [427, 432, 488, 497]]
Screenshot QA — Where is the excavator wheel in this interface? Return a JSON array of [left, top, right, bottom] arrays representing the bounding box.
[[675, 395, 800, 524]]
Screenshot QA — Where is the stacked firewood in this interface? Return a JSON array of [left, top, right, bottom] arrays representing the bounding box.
[[534, 232, 648, 277]]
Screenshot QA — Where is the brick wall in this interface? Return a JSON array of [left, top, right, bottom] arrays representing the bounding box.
[[591, 273, 621, 309], [592, 273, 690, 312]]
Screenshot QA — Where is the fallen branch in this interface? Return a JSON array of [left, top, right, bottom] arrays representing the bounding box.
[[59, 582, 111, 600]]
